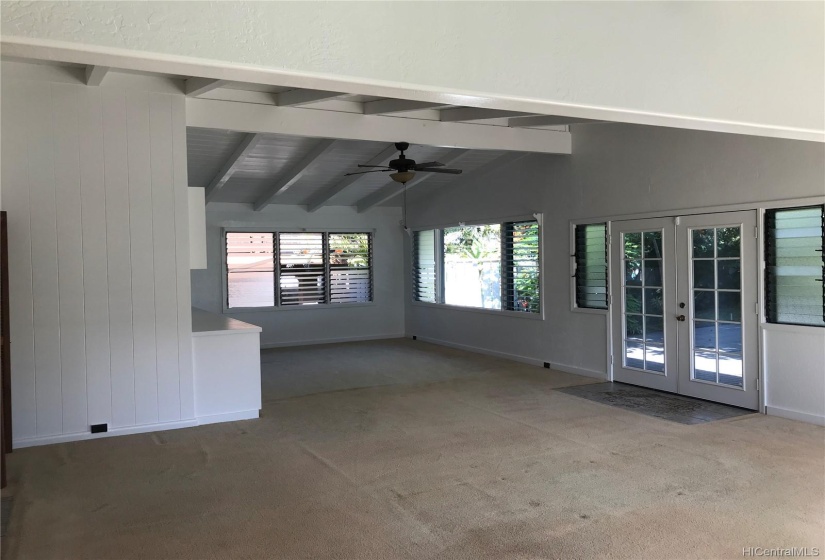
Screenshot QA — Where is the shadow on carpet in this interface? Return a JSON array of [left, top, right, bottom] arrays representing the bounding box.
[[556, 382, 755, 424]]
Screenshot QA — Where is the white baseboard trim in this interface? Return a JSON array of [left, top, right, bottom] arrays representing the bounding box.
[[13, 419, 199, 449], [765, 406, 825, 426], [261, 333, 405, 349], [413, 336, 609, 380], [547, 362, 608, 381], [196, 410, 259, 425], [413, 336, 545, 368], [13, 409, 264, 449]]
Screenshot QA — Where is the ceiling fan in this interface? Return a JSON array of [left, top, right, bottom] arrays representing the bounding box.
[[345, 142, 463, 184]]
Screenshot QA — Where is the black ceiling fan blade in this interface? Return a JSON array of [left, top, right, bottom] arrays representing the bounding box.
[[421, 168, 463, 175], [357, 164, 392, 169], [344, 169, 393, 176], [413, 161, 445, 169]]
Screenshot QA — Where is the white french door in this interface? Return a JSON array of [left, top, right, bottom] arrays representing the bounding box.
[[611, 211, 759, 410]]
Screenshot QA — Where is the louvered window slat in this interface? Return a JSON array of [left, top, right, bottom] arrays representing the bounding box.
[[413, 230, 437, 303], [329, 233, 372, 304], [226, 231, 373, 308], [412, 219, 542, 314], [226, 232, 275, 308], [279, 232, 325, 306], [503, 221, 540, 313], [574, 223, 608, 309], [765, 205, 825, 326]]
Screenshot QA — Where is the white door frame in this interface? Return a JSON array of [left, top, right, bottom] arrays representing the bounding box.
[[576, 195, 825, 416], [609, 210, 759, 409], [610, 218, 678, 393], [607, 209, 765, 412], [675, 211, 760, 409]]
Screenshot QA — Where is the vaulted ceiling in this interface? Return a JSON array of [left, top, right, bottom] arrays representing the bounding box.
[[187, 128, 515, 211]]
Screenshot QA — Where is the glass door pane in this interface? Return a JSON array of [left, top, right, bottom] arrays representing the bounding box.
[[690, 226, 743, 387], [622, 230, 666, 373], [676, 210, 758, 410], [611, 217, 676, 394]]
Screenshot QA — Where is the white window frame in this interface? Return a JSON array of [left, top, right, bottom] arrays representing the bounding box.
[[570, 220, 612, 315], [763, 203, 825, 328], [222, 227, 376, 313], [410, 213, 544, 320]]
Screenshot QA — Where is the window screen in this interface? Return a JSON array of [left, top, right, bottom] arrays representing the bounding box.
[[574, 223, 609, 309], [329, 233, 372, 304], [413, 230, 437, 302], [765, 205, 825, 326], [226, 232, 275, 308], [503, 220, 540, 313]]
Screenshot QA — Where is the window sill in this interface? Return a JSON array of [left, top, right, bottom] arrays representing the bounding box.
[[570, 305, 609, 315], [224, 302, 376, 314], [410, 301, 544, 321]]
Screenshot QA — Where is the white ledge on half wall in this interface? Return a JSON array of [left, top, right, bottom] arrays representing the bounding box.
[[191, 308, 262, 425]]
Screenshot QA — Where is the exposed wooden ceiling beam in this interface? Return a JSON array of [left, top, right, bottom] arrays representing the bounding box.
[[363, 99, 451, 115], [276, 89, 347, 107], [508, 115, 605, 127], [186, 78, 229, 97], [204, 133, 262, 203], [187, 98, 572, 154], [253, 139, 337, 211], [84, 65, 110, 86], [439, 108, 528, 122], [303, 144, 398, 213], [355, 150, 469, 213]]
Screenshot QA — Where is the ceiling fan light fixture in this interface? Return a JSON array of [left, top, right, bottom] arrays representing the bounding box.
[[390, 171, 416, 184]]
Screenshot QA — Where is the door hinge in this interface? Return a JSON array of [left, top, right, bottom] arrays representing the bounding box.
[[610, 354, 614, 365], [754, 226, 759, 239], [756, 378, 760, 391], [755, 301, 759, 315]]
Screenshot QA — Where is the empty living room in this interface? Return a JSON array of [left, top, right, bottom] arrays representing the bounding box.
[[0, 2, 823, 559]]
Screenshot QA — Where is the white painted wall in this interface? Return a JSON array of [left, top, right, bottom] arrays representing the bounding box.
[[191, 203, 405, 348], [762, 326, 825, 426], [1, 1, 822, 133], [406, 123, 825, 421], [0, 62, 194, 445]]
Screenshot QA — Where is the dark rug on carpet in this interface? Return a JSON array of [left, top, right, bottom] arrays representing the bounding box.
[[557, 382, 755, 424]]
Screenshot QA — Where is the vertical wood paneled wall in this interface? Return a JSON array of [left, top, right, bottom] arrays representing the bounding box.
[[0, 68, 194, 444]]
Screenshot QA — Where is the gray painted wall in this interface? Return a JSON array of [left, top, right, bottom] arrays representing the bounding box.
[[405, 123, 825, 420], [191, 203, 405, 347]]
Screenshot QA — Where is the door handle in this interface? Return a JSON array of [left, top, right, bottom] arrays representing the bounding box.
[[676, 315, 686, 322]]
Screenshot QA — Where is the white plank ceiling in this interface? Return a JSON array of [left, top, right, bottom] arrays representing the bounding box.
[[187, 127, 509, 209]]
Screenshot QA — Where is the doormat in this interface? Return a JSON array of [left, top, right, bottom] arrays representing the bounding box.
[[556, 382, 755, 424]]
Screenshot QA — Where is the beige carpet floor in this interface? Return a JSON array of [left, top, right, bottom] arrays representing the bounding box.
[[2, 339, 823, 560]]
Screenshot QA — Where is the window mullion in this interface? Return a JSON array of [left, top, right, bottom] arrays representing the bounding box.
[[274, 232, 281, 307], [436, 229, 445, 304], [502, 222, 512, 311], [323, 233, 331, 305]]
